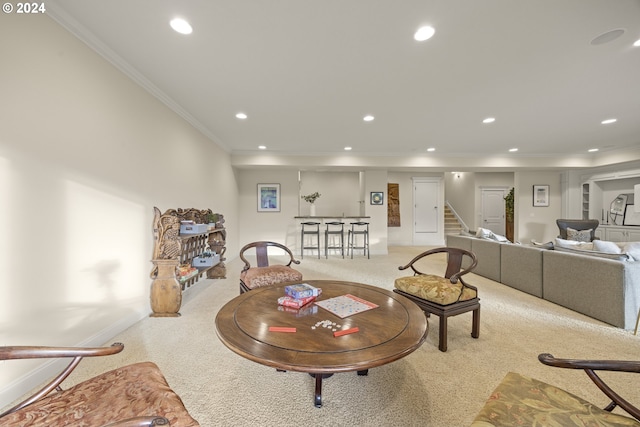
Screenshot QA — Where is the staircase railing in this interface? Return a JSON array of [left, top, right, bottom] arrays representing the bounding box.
[[445, 201, 470, 233]]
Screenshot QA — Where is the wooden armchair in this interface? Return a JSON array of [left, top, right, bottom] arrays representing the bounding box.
[[393, 247, 480, 352], [0, 343, 199, 426], [472, 353, 640, 426], [239, 241, 303, 293]]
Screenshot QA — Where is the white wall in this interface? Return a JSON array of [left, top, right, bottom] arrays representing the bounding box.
[[0, 14, 238, 407], [514, 171, 562, 243]]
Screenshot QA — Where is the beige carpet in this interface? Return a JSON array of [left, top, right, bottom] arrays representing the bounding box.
[[57, 247, 640, 426]]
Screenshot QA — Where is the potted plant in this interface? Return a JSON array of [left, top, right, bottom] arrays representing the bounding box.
[[301, 192, 321, 216], [504, 188, 514, 242]]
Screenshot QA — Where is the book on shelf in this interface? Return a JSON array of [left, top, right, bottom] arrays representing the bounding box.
[[284, 283, 320, 299]]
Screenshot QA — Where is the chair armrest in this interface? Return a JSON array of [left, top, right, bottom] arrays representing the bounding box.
[[0, 343, 124, 361], [102, 416, 170, 427], [0, 343, 125, 417], [539, 353, 640, 421]]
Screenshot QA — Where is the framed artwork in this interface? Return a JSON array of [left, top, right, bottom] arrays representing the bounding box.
[[533, 185, 549, 207], [370, 191, 384, 205], [623, 204, 640, 226], [257, 183, 280, 212]]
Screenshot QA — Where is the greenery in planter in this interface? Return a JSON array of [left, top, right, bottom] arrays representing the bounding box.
[[504, 187, 514, 222], [207, 212, 219, 224], [301, 192, 321, 203]]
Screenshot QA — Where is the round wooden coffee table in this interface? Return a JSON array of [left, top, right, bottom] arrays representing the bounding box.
[[215, 280, 428, 407]]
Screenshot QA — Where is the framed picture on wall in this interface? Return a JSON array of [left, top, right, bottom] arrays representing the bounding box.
[[257, 183, 280, 212], [533, 185, 549, 207], [370, 191, 384, 205]]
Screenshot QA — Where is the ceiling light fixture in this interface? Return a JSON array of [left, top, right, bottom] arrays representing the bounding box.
[[588, 148, 599, 152], [634, 39, 640, 47], [483, 117, 496, 124], [509, 148, 518, 152], [344, 146, 352, 151], [258, 145, 266, 150], [170, 18, 193, 35], [236, 112, 247, 119], [601, 118, 617, 124], [414, 26, 435, 41], [363, 115, 374, 122], [427, 148, 435, 152]]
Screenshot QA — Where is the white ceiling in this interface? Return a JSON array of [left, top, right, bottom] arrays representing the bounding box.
[[47, 0, 640, 171]]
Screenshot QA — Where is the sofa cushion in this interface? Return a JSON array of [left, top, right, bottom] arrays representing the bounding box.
[[2, 362, 199, 427], [594, 239, 623, 254], [555, 237, 593, 250], [240, 265, 303, 289], [471, 371, 639, 427], [567, 227, 593, 242], [394, 274, 476, 305]]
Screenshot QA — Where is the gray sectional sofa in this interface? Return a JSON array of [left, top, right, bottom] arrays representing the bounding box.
[[446, 234, 640, 330]]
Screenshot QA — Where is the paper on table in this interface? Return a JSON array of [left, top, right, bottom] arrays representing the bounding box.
[[315, 294, 378, 318]]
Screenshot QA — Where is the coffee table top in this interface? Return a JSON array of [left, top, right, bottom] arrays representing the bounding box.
[[215, 280, 428, 375]]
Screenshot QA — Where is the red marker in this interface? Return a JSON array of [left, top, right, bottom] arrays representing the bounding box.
[[334, 327, 359, 337], [269, 326, 297, 333]]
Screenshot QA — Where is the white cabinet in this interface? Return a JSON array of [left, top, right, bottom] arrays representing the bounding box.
[[602, 226, 640, 242]]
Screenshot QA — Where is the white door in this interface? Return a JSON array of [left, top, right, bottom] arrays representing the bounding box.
[[481, 189, 506, 236], [414, 181, 439, 233]]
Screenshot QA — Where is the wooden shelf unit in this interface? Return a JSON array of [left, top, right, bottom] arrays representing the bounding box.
[[150, 207, 226, 317]]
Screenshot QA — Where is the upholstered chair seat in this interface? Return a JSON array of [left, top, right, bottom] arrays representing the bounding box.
[[239, 241, 302, 293], [472, 372, 638, 427], [240, 265, 303, 290], [394, 274, 477, 305], [472, 353, 640, 426]]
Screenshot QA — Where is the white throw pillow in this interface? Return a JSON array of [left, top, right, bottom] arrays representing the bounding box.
[[555, 238, 594, 251], [593, 240, 623, 254]]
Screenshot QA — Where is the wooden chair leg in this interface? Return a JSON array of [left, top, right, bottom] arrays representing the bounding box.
[[472, 307, 480, 339], [438, 315, 448, 352]]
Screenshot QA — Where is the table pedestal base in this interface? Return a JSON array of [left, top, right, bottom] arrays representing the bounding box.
[[312, 370, 369, 408]]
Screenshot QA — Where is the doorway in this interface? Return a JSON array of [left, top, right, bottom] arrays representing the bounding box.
[[480, 188, 508, 236], [413, 178, 442, 245]]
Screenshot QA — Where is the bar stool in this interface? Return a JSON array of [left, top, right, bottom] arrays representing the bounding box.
[[324, 221, 345, 258], [348, 222, 369, 259], [301, 221, 321, 259]]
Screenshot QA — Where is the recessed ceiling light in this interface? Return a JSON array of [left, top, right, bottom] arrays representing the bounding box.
[[588, 148, 599, 152], [427, 147, 435, 152], [170, 18, 192, 35], [236, 112, 247, 119], [483, 117, 496, 124], [634, 39, 640, 47], [414, 26, 435, 41], [509, 148, 518, 152], [363, 115, 374, 122], [344, 146, 352, 151], [258, 145, 266, 150], [601, 118, 617, 124]]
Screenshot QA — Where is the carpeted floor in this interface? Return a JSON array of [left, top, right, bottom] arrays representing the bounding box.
[[56, 246, 640, 426]]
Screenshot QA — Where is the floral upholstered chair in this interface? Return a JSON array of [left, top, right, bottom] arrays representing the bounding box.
[[239, 241, 303, 294], [393, 247, 480, 352], [472, 353, 640, 426], [0, 343, 199, 426]]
